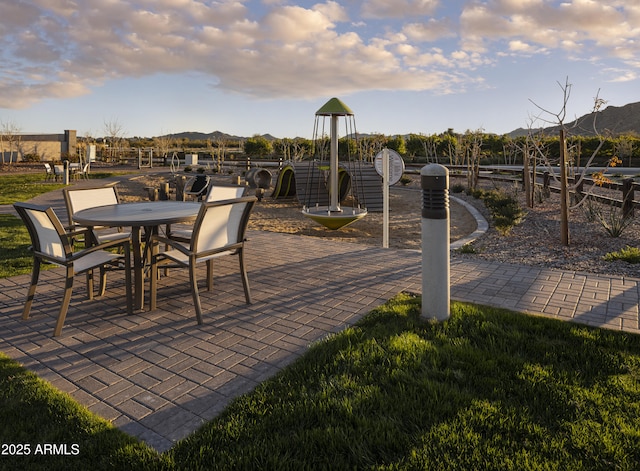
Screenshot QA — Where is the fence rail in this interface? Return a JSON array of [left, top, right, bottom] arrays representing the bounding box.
[[406, 165, 639, 217]]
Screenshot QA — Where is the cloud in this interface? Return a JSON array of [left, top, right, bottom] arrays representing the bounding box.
[[460, 0, 640, 58], [361, 0, 441, 19], [0, 0, 638, 110]]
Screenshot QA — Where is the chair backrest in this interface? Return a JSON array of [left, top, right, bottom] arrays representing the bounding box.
[[184, 175, 210, 196], [13, 202, 70, 263], [44, 163, 52, 173], [204, 185, 246, 202], [63, 184, 120, 227], [191, 197, 257, 254]]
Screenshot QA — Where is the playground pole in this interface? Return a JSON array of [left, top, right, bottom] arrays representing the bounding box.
[[329, 113, 340, 212]]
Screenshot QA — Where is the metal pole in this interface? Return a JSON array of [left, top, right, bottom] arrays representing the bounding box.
[[421, 164, 450, 321], [382, 148, 389, 248], [330, 113, 340, 212], [63, 160, 70, 185]]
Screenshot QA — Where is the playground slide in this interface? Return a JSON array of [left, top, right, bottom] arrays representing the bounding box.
[[271, 164, 297, 198]]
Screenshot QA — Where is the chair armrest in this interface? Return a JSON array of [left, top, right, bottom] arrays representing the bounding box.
[[152, 235, 192, 256], [68, 237, 131, 262]]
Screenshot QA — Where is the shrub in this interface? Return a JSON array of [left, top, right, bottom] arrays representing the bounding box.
[[604, 246, 640, 263], [22, 153, 41, 162], [451, 183, 465, 193], [474, 188, 525, 235], [400, 175, 412, 186], [587, 199, 635, 237], [457, 243, 477, 254]]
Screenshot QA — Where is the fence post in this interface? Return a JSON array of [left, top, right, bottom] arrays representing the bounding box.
[[622, 178, 634, 218]]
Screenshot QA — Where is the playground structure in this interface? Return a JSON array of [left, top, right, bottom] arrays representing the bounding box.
[[273, 98, 381, 230], [271, 161, 382, 212]]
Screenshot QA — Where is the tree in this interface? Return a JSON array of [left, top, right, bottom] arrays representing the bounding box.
[[0, 120, 21, 165], [462, 129, 484, 190], [244, 135, 273, 157], [153, 133, 176, 162], [529, 78, 616, 246], [386, 135, 406, 156], [103, 118, 126, 162]]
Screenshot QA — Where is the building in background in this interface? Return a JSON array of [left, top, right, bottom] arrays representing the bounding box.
[[0, 130, 77, 163]]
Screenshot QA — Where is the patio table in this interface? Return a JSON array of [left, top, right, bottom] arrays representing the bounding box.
[[74, 201, 201, 310]]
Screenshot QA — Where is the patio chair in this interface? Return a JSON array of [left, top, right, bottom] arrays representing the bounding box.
[[150, 196, 257, 324], [53, 164, 64, 181], [13, 202, 133, 337], [183, 175, 210, 201], [44, 163, 54, 181], [167, 186, 246, 242], [63, 183, 131, 245], [71, 162, 90, 180]]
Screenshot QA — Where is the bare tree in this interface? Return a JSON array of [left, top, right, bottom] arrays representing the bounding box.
[[528, 78, 616, 245], [103, 118, 126, 162], [422, 135, 439, 163], [0, 120, 22, 165], [154, 132, 176, 163], [463, 129, 484, 190]]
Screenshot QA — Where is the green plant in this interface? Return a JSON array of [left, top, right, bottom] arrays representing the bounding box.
[[197, 166, 206, 173], [22, 153, 41, 162], [474, 188, 525, 235], [451, 183, 465, 193], [589, 199, 635, 237], [457, 243, 477, 253], [604, 245, 640, 263], [583, 197, 599, 223], [0, 174, 65, 205], [0, 352, 168, 470], [0, 214, 38, 278], [184, 165, 192, 172], [399, 175, 412, 186]]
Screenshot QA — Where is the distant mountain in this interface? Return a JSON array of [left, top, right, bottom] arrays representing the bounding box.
[[165, 131, 277, 141], [509, 101, 640, 138]]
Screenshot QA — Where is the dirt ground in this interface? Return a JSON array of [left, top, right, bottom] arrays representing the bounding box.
[[119, 173, 478, 250]]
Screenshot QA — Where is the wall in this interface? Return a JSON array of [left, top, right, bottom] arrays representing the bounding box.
[[0, 130, 77, 162]]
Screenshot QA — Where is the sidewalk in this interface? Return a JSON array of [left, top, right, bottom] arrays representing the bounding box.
[[0, 175, 638, 452]]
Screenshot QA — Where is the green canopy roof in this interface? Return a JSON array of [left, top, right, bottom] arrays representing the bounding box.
[[315, 97, 353, 116]]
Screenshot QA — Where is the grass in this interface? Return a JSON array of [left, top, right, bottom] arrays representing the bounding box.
[[0, 352, 169, 470], [0, 172, 117, 278], [2, 294, 640, 470], [0, 214, 36, 278], [0, 174, 66, 205]]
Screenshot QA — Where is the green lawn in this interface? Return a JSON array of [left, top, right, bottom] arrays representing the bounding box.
[[0, 172, 115, 278], [2, 295, 640, 470], [0, 174, 66, 205]]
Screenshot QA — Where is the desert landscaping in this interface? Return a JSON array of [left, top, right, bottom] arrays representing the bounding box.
[[117, 170, 640, 279]]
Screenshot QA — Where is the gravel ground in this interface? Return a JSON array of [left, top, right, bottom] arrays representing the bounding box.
[[451, 176, 640, 279]]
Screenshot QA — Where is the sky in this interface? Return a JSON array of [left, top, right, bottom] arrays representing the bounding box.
[[1, 0, 639, 139]]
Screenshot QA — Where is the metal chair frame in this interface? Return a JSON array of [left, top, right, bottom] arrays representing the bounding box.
[[13, 202, 133, 336]]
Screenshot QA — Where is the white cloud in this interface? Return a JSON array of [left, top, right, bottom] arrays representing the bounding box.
[[361, 0, 440, 19], [0, 0, 638, 110], [402, 18, 456, 42]]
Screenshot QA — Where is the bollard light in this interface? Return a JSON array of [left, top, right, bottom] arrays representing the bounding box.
[[421, 164, 450, 321]]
